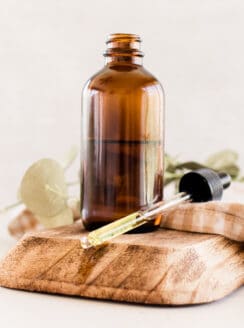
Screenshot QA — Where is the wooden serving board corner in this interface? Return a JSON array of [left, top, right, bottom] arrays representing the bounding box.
[[0, 221, 243, 305]]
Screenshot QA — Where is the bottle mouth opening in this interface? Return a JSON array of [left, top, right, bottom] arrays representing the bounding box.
[[104, 33, 143, 58], [106, 33, 141, 44]]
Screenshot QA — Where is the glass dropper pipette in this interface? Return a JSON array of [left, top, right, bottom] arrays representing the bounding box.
[[81, 169, 231, 249]]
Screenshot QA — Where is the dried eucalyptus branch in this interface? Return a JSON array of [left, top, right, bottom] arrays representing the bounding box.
[[164, 149, 244, 186], [1, 148, 243, 229]]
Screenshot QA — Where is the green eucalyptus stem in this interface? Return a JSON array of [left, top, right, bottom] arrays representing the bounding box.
[[0, 200, 23, 214], [175, 161, 207, 170]]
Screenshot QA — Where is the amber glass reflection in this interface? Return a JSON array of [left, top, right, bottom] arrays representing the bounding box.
[[81, 34, 165, 231]]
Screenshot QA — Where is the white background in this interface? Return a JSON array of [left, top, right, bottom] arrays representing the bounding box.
[[0, 1, 243, 327]]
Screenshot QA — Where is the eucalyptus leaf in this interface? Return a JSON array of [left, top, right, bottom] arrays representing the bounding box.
[[67, 197, 81, 219], [175, 161, 207, 170], [205, 150, 238, 171], [215, 164, 240, 178], [20, 158, 68, 217], [37, 207, 73, 228], [164, 149, 243, 186], [165, 154, 179, 173], [164, 171, 182, 185], [238, 176, 244, 182]]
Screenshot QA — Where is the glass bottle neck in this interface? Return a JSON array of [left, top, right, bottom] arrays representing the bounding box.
[[105, 56, 143, 66], [104, 33, 144, 66]]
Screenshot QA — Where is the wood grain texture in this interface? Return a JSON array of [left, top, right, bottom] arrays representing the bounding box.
[[0, 221, 243, 305]]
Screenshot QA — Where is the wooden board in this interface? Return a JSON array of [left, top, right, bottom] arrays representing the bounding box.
[[0, 221, 243, 305]]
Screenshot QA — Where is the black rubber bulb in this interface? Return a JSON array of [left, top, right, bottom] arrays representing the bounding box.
[[179, 168, 231, 202]]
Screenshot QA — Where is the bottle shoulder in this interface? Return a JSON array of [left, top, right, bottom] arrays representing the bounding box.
[[83, 65, 164, 93]]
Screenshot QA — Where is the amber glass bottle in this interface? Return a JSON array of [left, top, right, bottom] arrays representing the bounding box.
[[81, 33, 164, 231]]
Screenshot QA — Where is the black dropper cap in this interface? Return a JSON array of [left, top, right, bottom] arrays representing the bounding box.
[[179, 168, 231, 202]]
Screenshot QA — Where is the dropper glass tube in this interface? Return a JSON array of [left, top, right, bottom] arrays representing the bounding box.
[[81, 168, 231, 249], [81, 192, 191, 249]]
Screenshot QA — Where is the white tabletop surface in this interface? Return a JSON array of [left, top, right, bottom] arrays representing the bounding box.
[[0, 286, 243, 328], [0, 185, 243, 328]]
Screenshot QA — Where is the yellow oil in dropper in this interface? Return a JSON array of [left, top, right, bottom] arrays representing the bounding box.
[[81, 193, 190, 249]]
